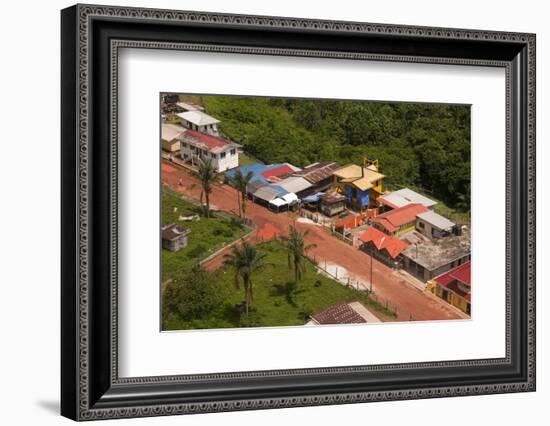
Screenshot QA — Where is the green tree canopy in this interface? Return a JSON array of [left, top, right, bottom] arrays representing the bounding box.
[[198, 95, 471, 211]]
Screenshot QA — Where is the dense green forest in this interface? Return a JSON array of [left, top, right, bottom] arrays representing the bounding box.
[[185, 95, 471, 212]]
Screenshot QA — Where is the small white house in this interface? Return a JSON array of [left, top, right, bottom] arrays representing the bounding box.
[[176, 110, 220, 135], [180, 129, 240, 173]]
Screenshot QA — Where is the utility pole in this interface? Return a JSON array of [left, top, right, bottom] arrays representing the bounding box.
[[370, 249, 373, 293], [415, 243, 418, 279]]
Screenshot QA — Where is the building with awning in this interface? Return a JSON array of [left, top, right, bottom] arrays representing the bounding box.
[[268, 193, 299, 212], [252, 185, 288, 204]]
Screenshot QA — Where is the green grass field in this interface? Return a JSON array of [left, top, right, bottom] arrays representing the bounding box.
[[162, 240, 395, 331], [161, 189, 250, 282], [238, 151, 261, 167]]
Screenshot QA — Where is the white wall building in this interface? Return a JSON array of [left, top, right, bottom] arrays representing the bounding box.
[[176, 110, 220, 135], [180, 129, 240, 173]]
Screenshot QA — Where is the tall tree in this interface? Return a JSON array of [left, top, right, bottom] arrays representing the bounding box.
[[223, 240, 268, 315], [163, 265, 221, 322], [195, 158, 217, 218], [280, 224, 317, 283], [229, 170, 254, 221]]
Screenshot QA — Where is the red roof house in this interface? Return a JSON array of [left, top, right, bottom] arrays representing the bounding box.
[[310, 302, 367, 325], [261, 164, 295, 182], [435, 261, 471, 287], [181, 129, 234, 153], [433, 261, 472, 305], [371, 203, 428, 235], [359, 227, 409, 258]]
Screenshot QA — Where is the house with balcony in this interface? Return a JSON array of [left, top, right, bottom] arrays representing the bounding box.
[[333, 159, 385, 211]]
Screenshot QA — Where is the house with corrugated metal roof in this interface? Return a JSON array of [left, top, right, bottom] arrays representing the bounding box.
[[379, 188, 437, 211], [416, 210, 456, 239], [319, 192, 346, 216], [291, 161, 341, 192], [276, 176, 313, 198], [251, 185, 288, 205], [308, 302, 368, 325], [161, 223, 191, 252]]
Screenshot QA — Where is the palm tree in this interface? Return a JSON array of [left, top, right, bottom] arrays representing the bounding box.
[[223, 240, 268, 315], [280, 224, 317, 283], [229, 170, 254, 221], [195, 158, 217, 218]]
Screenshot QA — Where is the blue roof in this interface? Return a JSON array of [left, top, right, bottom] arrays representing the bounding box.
[[226, 162, 285, 186], [228, 162, 294, 199], [302, 192, 325, 203]]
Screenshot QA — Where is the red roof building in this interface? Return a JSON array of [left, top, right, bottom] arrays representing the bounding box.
[[310, 302, 367, 325], [181, 129, 234, 152], [261, 164, 295, 182], [359, 227, 409, 259], [432, 261, 471, 314], [180, 129, 241, 172], [371, 203, 428, 236]]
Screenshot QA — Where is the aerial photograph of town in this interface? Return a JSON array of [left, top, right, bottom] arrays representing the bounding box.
[[160, 94, 472, 331]]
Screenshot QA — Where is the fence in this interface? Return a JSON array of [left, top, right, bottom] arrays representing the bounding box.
[[297, 209, 333, 227], [307, 255, 400, 318], [198, 223, 257, 266], [330, 229, 355, 246]]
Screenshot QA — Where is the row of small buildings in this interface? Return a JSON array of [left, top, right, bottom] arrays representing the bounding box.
[[224, 157, 387, 214], [354, 188, 471, 315]]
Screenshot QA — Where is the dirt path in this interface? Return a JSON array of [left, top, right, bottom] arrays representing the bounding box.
[[162, 161, 464, 322]]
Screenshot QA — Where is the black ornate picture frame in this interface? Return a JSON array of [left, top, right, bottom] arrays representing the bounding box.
[[61, 4, 536, 421]]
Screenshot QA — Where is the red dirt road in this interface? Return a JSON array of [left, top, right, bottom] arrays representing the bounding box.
[[162, 162, 464, 322]]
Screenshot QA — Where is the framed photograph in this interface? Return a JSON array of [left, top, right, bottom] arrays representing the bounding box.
[[61, 4, 536, 421]]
